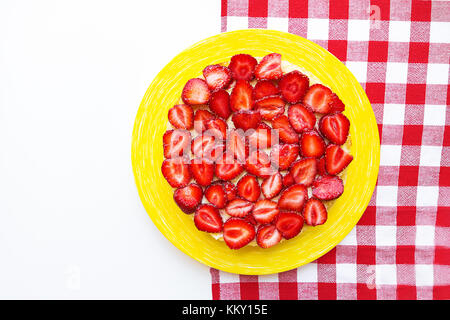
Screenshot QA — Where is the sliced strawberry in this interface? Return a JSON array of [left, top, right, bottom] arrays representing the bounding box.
[[252, 80, 279, 100], [245, 213, 258, 226], [163, 129, 191, 158], [232, 110, 261, 131], [191, 134, 216, 159], [228, 54, 258, 81], [206, 118, 228, 140], [223, 218, 256, 249], [215, 153, 244, 181], [161, 157, 191, 188], [282, 172, 295, 187], [270, 144, 299, 171], [190, 157, 214, 186], [279, 70, 310, 103], [182, 78, 211, 105], [288, 104, 316, 133], [303, 198, 327, 226], [173, 183, 203, 214], [278, 184, 308, 212], [237, 174, 261, 202], [312, 175, 344, 200], [330, 93, 345, 113], [325, 144, 353, 175], [205, 183, 227, 209], [223, 181, 237, 201], [261, 172, 283, 199], [272, 115, 299, 144], [226, 129, 248, 162], [168, 104, 194, 130], [202, 64, 232, 91], [303, 84, 332, 114], [299, 130, 326, 158], [194, 109, 215, 133], [230, 80, 253, 111], [254, 96, 285, 121], [319, 112, 350, 145], [248, 123, 273, 149], [252, 199, 279, 224], [290, 158, 317, 187], [317, 156, 326, 176], [225, 198, 254, 218], [255, 53, 282, 80], [246, 150, 274, 178], [194, 204, 223, 233], [209, 89, 231, 119], [276, 211, 304, 239], [209, 143, 225, 162], [256, 224, 282, 248]]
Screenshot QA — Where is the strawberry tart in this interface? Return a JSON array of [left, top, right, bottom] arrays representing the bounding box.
[[161, 53, 353, 250]]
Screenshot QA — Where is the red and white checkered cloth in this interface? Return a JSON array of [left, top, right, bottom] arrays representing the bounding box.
[[211, 0, 450, 300]]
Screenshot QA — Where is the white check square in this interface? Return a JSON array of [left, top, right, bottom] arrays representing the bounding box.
[[386, 62, 408, 84], [376, 186, 398, 207], [376, 226, 397, 246], [423, 105, 447, 126], [383, 104, 405, 125], [375, 264, 397, 285], [226, 16, 248, 31], [389, 21, 411, 42], [380, 145, 402, 166], [416, 186, 439, 207], [427, 64, 449, 85], [218, 271, 240, 283], [297, 262, 318, 283], [348, 19, 370, 41], [336, 264, 357, 284], [307, 18, 329, 40], [415, 265, 434, 286], [420, 146, 442, 167], [267, 17, 289, 32], [345, 61, 368, 83], [415, 225, 435, 246], [430, 22, 450, 43], [339, 228, 357, 246]]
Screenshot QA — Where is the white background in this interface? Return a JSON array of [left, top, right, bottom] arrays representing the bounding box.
[[0, 0, 221, 299]]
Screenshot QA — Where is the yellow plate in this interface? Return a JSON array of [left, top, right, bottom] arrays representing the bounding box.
[[132, 29, 380, 275]]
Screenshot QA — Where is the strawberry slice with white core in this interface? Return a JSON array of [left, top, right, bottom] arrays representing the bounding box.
[[202, 64, 232, 91], [248, 123, 273, 149], [312, 175, 344, 200], [194, 204, 223, 233], [237, 174, 261, 202], [300, 130, 326, 158], [289, 158, 317, 187], [276, 211, 304, 239], [270, 144, 299, 171], [232, 110, 262, 131], [303, 84, 333, 114], [215, 153, 244, 181], [246, 150, 274, 178], [191, 134, 216, 159], [173, 183, 203, 214], [272, 115, 299, 144], [161, 157, 191, 188], [223, 218, 256, 249], [319, 112, 350, 145], [226, 129, 248, 162], [206, 118, 228, 140], [225, 199, 255, 218], [228, 54, 258, 81], [168, 104, 194, 130], [325, 144, 353, 175], [230, 80, 253, 111], [163, 129, 191, 158], [252, 80, 279, 100], [190, 157, 214, 187], [288, 104, 316, 133], [279, 70, 310, 103], [278, 184, 308, 212], [261, 172, 283, 199], [255, 53, 283, 80], [254, 95, 285, 121], [252, 199, 279, 224], [223, 181, 237, 201], [205, 183, 227, 209], [209, 89, 231, 119], [303, 198, 328, 226], [256, 224, 282, 248], [194, 109, 215, 133], [182, 78, 211, 105]]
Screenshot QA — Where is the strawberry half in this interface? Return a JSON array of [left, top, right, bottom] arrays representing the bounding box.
[[278, 184, 308, 212], [225, 198, 255, 218], [252, 199, 279, 224], [312, 175, 344, 200], [303, 198, 327, 226], [226, 129, 248, 162], [215, 153, 244, 181], [272, 115, 299, 144], [223, 181, 237, 201], [299, 130, 326, 158], [254, 95, 285, 121], [202, 64, 232, 91], [282, 172, 295, 187], [303, 84, 332, 114], [248, 123, 273, 149], [279, 70, 310, 103], [288, 104, 316, 133], [191, 134, 216, 159], [161, 157, 191, 188], [163, 129, 191, 158], [223, 218, 256, 249], [194, 204, 223, 233], [270, 144, 299, 171], [194, 109, 215, 133], [182, 78, 211, 105], [261, 172, 282, 199], [190, 157, 214, 187], [237, 174, 261, 202], [168, 104, 194, 130], [325, 144, 353, 175], [252, 80, 279, 100], [276, 211, 304, 239], [319, 112, 350, 145], [255, 53, 283, 80], [228, 54, 258, 81], [173, 183, 203, 214], [230, 80, 253, 111], [232, 110, 261, 131], [246, 150, 274, 178], [206, 118, 228, 140], [330, 93, 345, 113], [256, 224, 282, 248], [209, 89, 231, 119], [205, 183, 228, 209], [290, 158, 317, 187]]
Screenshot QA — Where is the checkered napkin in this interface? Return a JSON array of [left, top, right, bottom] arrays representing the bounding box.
[[211, 0, 450, 300]]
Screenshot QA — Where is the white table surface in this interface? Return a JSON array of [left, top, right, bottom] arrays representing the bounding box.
[[0, 0, 221, 299]]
